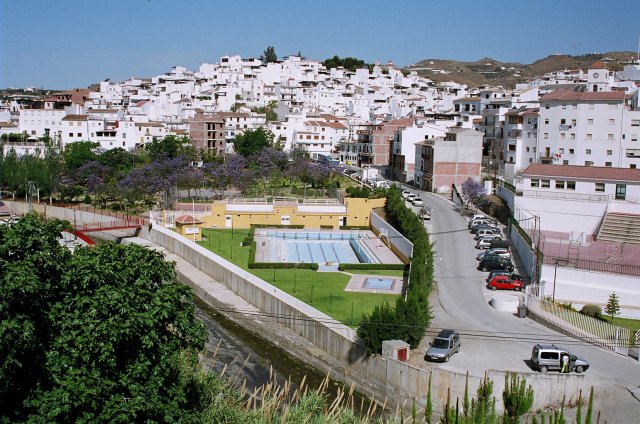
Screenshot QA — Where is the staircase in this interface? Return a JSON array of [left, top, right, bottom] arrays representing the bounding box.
[[597, 212, 640, 244]]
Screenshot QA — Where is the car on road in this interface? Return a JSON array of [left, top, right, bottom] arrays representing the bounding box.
[[401, 190, 412, 199], [412, 197, 424, 207], [531, 344, 589, 373], [406, 194, 416, 203], [485, 271, 528, 284], [419, 207, 432, 220], [476, 247, 511, 261], [487, 275, 525, 291], [478, 256, 514, 272], [424, 329, 460, 362]]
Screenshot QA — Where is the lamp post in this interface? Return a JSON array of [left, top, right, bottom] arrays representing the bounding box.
[[552, 261, 558, 302]]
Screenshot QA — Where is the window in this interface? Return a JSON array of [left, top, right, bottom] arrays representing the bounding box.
[[544, 133, 548, 139], [571, 119, 576, 125], [569, 149, 574, 154], [526, 147, 530, 152], [559, 148, 565, 154], [595, 183, 605, 192], [541, 179, 550, 188], [586, 134, 592, 140], [560, 133, 565, 139], [545, 104, 549, 109], [607, 150, 612, 155], [570, 133, 575, 139], [586, 149, 591, 154], [588, 119, 593, 125], [556, 180, 565, 189], [585, 161, 594, 166], [530, 179, 539, 188], [608, 134, 614, 140], [544, 118, 549, 125], [562, 104, 567, 110], [77, 133, 82, 137], [69, 132, 73, 137], [632, 164, 637, 169], [122, 133, 126, 138], [560, 118, 566, 124], [605, 162, 612, 167], [566, 181, 575, 190], [609, 119, 615, 125], [563, 160, 569, 165], [632, 119, 640, 127]]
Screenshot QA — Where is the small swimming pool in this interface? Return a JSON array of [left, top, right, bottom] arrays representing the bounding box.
[[363, 277, 395, 290]]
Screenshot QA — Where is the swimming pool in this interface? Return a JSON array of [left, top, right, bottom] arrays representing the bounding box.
[[363, 277, 395, 290]]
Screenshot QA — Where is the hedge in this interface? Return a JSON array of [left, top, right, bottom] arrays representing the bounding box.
[[339, 225, 370, 230], [249, 262, 319, 270], [250, 224, 305, 229], [320, 225, 335, 230], [338, 263, 407, 271]]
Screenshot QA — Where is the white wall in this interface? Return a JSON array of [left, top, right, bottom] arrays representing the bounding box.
[[515, 197, 607, 234]]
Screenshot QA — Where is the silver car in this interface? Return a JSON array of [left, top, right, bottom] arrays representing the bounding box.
[[424, 329, 460, 362]]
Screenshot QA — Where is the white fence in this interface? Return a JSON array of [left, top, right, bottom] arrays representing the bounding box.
[[370, 211, 413, 260]]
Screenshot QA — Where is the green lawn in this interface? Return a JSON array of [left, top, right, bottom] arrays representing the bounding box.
[[602, 316, 640, 334], [199, 229, 399, 327]]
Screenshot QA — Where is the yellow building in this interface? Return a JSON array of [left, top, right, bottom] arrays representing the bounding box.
[[174, 214, 203, 241], [201, 197, 385, 229]]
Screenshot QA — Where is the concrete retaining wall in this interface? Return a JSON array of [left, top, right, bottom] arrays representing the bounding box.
[[371, 211, 413, 260]]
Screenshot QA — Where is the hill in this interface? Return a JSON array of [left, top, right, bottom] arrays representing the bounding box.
[[405, 51, 637, 88]]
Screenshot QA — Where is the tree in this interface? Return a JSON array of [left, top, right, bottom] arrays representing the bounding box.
[[502, 373, 534, 423], [0, 214, 207, 422], [461, 177, 487, 206], [146, 135, 194, 161], [232, 127, 276, 157], [260, 45, 278, 63], [605, 292, 620, 321], [63, 141, 100, 174]]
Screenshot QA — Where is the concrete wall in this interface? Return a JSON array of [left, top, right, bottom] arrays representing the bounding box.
[[540, 265, 640, 319], [370, 211, 413, 260], [508, 222, 537, 280], [515, 197, 606, 234]]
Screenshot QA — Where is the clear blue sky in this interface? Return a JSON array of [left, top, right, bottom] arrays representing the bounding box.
[[1, 0, 639, 89]]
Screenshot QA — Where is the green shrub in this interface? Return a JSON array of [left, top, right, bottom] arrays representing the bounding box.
[[320, 225, 334, 230], [580, 304, 602, 318], [338, 263, 406, 271], [339, 225, 369, 230], [558, 302, 575, 311], [249, 262, 318, 270]]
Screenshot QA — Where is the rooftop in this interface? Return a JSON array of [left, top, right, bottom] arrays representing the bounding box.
[[523, 164, 640, 183]]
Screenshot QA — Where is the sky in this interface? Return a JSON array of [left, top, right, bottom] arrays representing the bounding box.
[[1, 0, 639, 89]]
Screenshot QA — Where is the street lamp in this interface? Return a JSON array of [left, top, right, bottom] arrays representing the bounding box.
[[552, 261, 558, 302]]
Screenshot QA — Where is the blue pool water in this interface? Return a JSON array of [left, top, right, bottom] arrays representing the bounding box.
[[363, 277, 394, 290]]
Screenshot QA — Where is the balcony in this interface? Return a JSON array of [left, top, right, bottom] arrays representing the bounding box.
[[559, 124, 572, 131]]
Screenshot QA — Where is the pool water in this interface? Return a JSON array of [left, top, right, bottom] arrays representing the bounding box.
[[363, 277, 394, 290]]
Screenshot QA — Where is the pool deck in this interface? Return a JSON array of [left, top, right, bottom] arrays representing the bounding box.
[[344, 274, 404, 295]]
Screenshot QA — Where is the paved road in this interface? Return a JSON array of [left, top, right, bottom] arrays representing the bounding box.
[[397, 184, 640, 418]]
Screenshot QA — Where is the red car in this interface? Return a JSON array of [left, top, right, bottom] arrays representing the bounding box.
[[487, 275, 524, 291]]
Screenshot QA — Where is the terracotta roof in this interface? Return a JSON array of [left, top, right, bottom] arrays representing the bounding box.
[[589, 60, 608, 70], [0, 122, 17, 128], [539, 89, 624, 102], [174, 214, 203, 224], [88, 108, 119, 113], [217, 112, 250, 118], [522, 164, 640, 183], [304, 120, 348, 129], [135, 122, 164, 127], [453, 97, 480, 102], [62, 114, 88, 121]]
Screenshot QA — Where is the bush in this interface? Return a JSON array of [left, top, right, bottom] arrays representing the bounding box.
[[249, 262, 318, 270], [580, 304, 602, 319], [338, 263, 406, 271], [320, 225, 334, 230], [339, 225, 369, 230]]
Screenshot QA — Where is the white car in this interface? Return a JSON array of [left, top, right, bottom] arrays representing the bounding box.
[[412, 197, 424, 207], [406, 194, 416, 203], [401, 190, 412, 199], [475, 238, 494, 250]]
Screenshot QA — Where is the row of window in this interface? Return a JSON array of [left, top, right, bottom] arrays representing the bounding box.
[[544, 133, 615, 140], [544, 103, 618, 110], [530, 179, 576, 190]]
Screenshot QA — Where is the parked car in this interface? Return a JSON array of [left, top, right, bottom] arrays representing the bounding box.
[[487, 275, 525, 291], [470, 223, 498, 234], [470, 214, 486, 221], [406, 194, 416, 203], [478, 256, 514, 272], [419, 207, 432, 220], [476, 237, 496, 249], [412, 197, 424, 207], [474, 229, 501, 240], [489, 240, 510, 250], [468, 218, 496, 229], [477, 248, 511, 261], [424, 329, 460, 362], [401, 190, 412, 199], [531, 344, 589, 373], [485, 271, 528, 284]]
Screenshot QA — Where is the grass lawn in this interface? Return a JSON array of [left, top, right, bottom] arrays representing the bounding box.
[[602, 316, 640, 334], [199, 228, 399, 327]]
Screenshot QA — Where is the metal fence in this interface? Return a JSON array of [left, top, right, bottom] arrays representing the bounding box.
[[526, 285, 630, 352], [543, 255, 640, 278]]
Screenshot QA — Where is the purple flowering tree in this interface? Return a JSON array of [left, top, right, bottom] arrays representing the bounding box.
[[461, 177, 487, 206]]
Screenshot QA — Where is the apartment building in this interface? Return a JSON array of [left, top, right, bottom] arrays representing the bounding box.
[[414, 127, 483, 193], [188, 111, 225, 156], [389, 123, 447, 184]]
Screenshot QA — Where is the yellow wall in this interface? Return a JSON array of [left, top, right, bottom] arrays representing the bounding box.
[[175, 222, 203, 241], [201, 197, 387, 229]]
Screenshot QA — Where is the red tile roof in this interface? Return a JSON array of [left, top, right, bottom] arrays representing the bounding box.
[[62, 114, 88, 121], [539, 89, 624, 102], [175, 214, 202, 224], [522, 164, 640, 183]]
